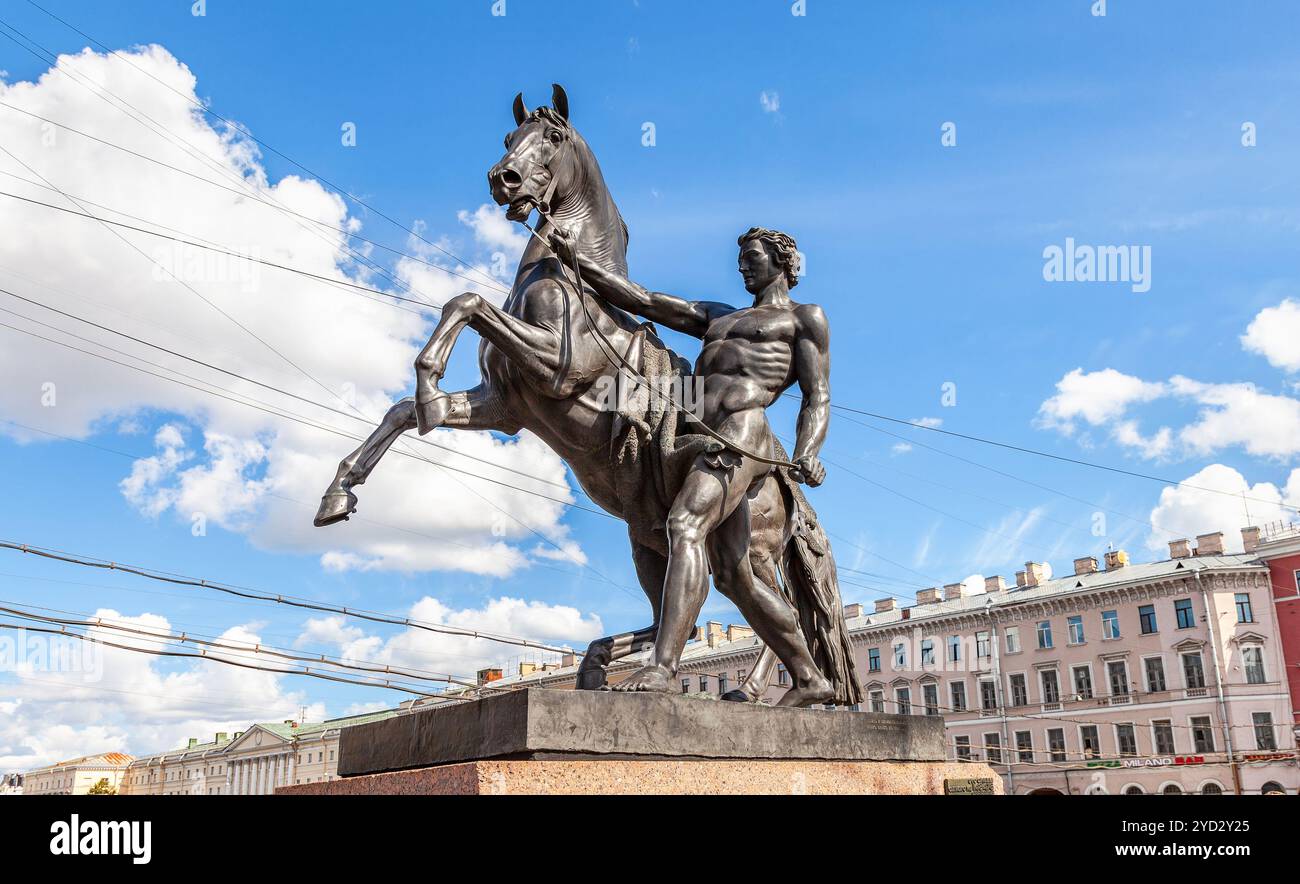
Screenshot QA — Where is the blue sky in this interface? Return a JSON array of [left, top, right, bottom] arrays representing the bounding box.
[[2, 0, 1300, 764]]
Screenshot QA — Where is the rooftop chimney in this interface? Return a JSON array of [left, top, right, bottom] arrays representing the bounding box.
[[1241, 526, 1261, 554], [477, 667, 503, 685], [916, 587, 942, 605], [1073, 556, 1098, 576], [1015, 570, 1027, 588], [1023, 562, 1047, 587], [1194, 532, 1224, 556], [215, 732, 228, 743], [843, 603, 864, 619], [984, 575, 1006, 593], [519, 662, 538, 677], [874, 598, 895, 613], [560, 652, 580, 668], [726, 624, 755, 643], [1168, 538, 1192, 559], [1104, 549, 1129, 570], [697, 621, 725, 647], [187, 737, 198, 749], [943, 582, 968, 600]]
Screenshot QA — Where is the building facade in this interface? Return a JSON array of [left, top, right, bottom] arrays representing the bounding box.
[[1253, 522, 1300, 728], [22, 752, 133, 795], [118, 709, 402, 795], [476, 529, 1300, 796]]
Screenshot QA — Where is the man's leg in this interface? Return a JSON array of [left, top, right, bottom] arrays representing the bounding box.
[[708, 498, 834, 707], [611, 459, 743, 692]]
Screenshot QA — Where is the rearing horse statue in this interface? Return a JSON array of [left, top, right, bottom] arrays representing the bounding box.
[[313, 85, 859, 707]]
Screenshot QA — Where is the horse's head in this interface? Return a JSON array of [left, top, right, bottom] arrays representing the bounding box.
[[489, 84, 584, 221]]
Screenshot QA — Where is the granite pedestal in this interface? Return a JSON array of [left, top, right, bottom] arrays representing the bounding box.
[[274, 689, 1001, 796]]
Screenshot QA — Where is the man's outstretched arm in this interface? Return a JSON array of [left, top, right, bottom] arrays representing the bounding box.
[[790, 303, 831, 487], [549, 231, 733, 339]]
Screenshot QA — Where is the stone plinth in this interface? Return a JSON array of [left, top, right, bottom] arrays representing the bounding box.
[[336, 688, 946, 777], [276, 758, 1002, 795]]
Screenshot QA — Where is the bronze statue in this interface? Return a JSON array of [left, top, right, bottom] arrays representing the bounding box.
[[314, 85, 860, 708]]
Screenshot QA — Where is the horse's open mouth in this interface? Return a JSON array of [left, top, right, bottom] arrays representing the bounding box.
[[505, 196, 535, 222]]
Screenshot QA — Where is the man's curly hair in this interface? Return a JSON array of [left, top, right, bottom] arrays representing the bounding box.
[[737, 227, 801, 287]]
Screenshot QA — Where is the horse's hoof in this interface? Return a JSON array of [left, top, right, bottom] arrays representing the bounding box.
[[313, 490, 357, 527], [720, 690, 753, 703]]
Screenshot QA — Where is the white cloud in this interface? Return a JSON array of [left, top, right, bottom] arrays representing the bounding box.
[[1036, 368, 1167, 434], [0, 608, 322, 771], [297, 594, 603, 678], [910, 416, 943, 429], [1242, 298, 1300, 373], [759, 91, 780, 114], [1169, 376, 1300, 460], [1146, 463, 1300, 554], [0, 45, 578, 576], [891, 442, 913, 455]]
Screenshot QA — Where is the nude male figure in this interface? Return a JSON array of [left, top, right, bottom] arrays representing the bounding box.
[[550, 226, 835, 705]]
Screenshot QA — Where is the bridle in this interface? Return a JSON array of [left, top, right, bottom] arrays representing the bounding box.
[[511, 126, 797, 471]]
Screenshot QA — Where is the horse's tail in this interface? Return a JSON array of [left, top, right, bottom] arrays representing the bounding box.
[[771, 440, 863, 706]]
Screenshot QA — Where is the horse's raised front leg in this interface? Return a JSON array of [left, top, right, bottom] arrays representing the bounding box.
[[315, 384, 518, 527], [414, 291, 565, 434]]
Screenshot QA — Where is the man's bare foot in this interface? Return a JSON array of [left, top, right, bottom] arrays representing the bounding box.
[[611, 664, 671, 693], [776, 674, 834, 707]]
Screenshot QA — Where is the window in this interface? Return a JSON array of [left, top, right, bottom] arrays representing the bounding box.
[[1145, 657, 1167, 693], [699, 676, 709, 693], [1243, 646, 1266, 684], [1101, 609, 1120, 640], [1015, 730, 1033, 763], [1261, 781, 1286, 795], [1139, 604, 1158, 634], [1004, 626, 1021, 653], [954, 735, 971, 761], [1191, 716, 1215, 753], [946, 635, 961, 663], [1175, 598, 1196, 629], [920, 639, 935, 666], [1235, 593, 1254, 623], [895, 687, 912, 715], [1116, 724, 1138, 756], [1253, 712, 1277, 750], [1182, 652, 1206, 689], [718, 673, 729, 695], [1036, 620, 1053, 649], [1107, 660, 1129, 697], [1124, 785, 1145, 796], [1162, 784, 1183, 795], [1079, 725, 1101, 759], [869, 689, 884, 713], [983, 733, 1002, 764], [1072, 665, 1093, 700], [1040, 669, 1061, 705], [681, 678, 689, 693], [950, 681, 967, 712], [979, 679, 997, 711], [1009, 673, 1028, 707], [778, 664, 789, 685], [893, 643, 907, 669], [923, 683, 939, 716], [737, 668, 747, 683], [1068, 615, 1085, 644], [867, 648, 880, 673], [975, 630, 991, 658], [1152, 719, 1176, 754]]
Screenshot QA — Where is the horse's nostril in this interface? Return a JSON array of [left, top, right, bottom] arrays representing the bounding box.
[[499, 169, 523, 188]]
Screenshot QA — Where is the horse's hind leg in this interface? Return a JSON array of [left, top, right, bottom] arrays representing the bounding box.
[[314, 384, 517, 527], [576, 539, 664, 690]]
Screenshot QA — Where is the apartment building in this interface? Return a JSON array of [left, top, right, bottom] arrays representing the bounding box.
[[22, 752, 133, 795], [472, 529, 1299, 795]]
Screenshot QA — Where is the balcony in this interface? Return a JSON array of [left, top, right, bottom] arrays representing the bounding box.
[[1099, 693, 1132, 706], [1184, 687, 1209, 699], [1041, 701, 1062, 712]]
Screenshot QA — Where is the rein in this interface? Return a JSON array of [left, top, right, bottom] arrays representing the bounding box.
[[513, 145, 797, 470]]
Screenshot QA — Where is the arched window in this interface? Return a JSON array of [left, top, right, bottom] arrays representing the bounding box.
[[1161, 783, 1183, 795], [1199, 781, 1224, 795], [1123, 784, 1145, 795], [1261, 781, 1286, 795]]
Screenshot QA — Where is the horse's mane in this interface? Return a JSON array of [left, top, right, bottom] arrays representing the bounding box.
[[528, 105, 630, 255]]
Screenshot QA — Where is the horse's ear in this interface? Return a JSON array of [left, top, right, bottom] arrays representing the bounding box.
[[512, 92, 529, 126], [551, 83, 569, 121]]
